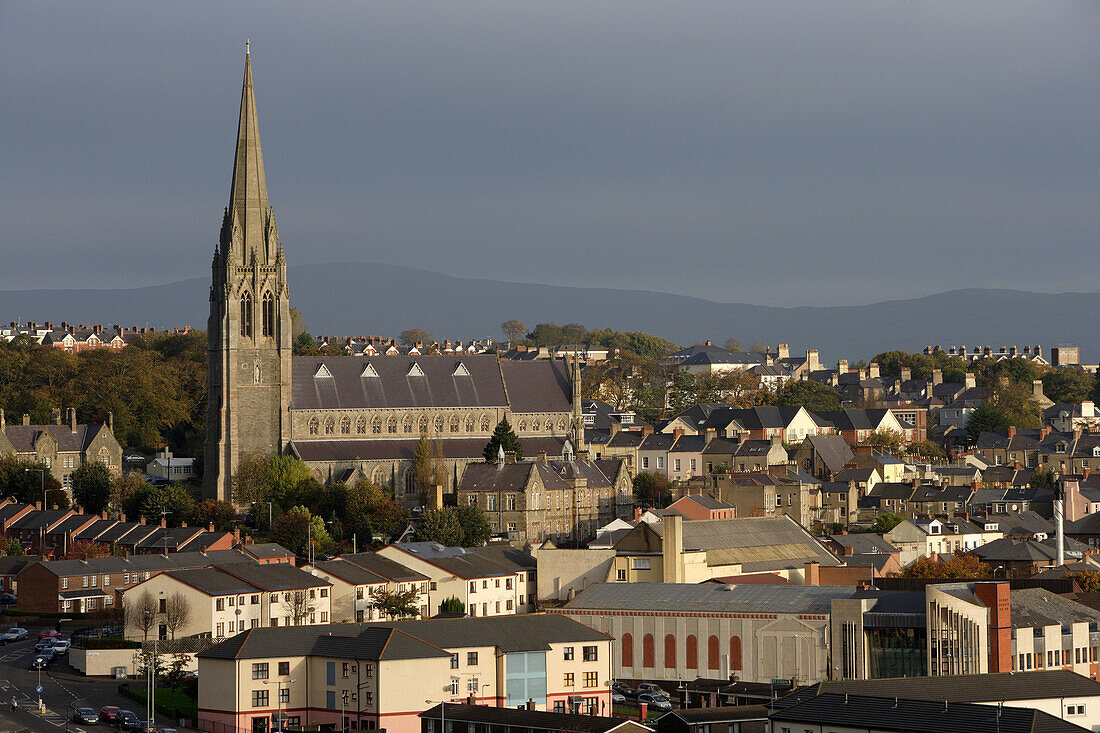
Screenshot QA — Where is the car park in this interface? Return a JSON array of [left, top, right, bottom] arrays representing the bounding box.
[[74, 708, 100, 725], [99, 706, 121, 723], [637, 693, 672, 712], [114, 710, 140, 730]]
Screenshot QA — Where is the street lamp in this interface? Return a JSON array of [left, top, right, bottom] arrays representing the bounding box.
[[24, 468, 65, 557], [264, 678, 296, 733], [425, 699, 448, 733]]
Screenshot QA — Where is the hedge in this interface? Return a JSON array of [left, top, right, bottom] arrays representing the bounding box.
[[77, 637, 139, 650]]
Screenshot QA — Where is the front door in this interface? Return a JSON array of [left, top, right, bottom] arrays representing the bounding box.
[[252, 717, 269, 733]]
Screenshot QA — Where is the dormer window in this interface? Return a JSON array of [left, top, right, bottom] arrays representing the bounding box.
[[1057, 443, 1068, 454], [1093, 447, 1100, 458]]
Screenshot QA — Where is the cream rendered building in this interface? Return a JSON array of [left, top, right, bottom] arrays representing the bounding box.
[[196, 615, 612, 733]]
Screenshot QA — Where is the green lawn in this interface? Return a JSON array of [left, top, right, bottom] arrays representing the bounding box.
[[126, 687, 197, 719]]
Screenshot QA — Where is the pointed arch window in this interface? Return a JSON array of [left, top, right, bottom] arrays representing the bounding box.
[[262, 291, 275, 337], [371, 417, 382, 434], [465, 414, 475, 433], [325, 417, 335, 435], [357, 417, 367, 435], [308, 417, 319, 435], [403, 416, 413, 434], [434, 415, 445, 433], [450, 416, 460, 433], [240, 291, 253, 338], [388, 417, 398, 434], [480, 415, 491, 432], [418, 415, 429, 433], [340, 416, 351, 435]]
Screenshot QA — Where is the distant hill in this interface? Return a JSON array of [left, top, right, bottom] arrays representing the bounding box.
[[1, 262, 1094, 360]]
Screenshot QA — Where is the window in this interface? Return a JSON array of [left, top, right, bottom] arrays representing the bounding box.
[[616, 569, 626, 581], [707, 635, 720, 670], [664, 634, 676, 668], [563, 673, 574, 687], [216, 598, 225, 611], [325, 418, 335, 435], [61, 578, 68, 589], [252, 663, 269, 680], [252, 595, 260, 604], [216, 623, 224, 637], [278, 662, 290, 676], [252, 690, 268, 707], [622, 633, 633, 667], [279, 688, 289, 704], [506, 494, 516, 511], [563, 647, 574, 661], [674, 459, 681, 472], [467, 652, 478, 666], [450, 678, 460, 696], [487, 495, 497, 511], [631, 558, 650, 570], [583, 672, 598, 688], [309, 418, 319, 435], [469, 581, 476, 593], [467, 677, 479, 694], [341, 416, 351, 434], [643, 634, 655, 667], [554, 701, 565, 714], [582, 646, 598, 662], [240, 292, 253, 338], [450, 654, 459, 669], [642, 457, 649, 469]]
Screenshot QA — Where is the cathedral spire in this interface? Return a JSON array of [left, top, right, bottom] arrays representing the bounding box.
[[226, 44, 271, 261]]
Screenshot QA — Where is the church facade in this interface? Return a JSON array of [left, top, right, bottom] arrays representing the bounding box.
[[204, 52, 589, 505]]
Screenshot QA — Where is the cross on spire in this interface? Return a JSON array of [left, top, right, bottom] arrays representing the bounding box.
[[246, 38, 250, 55]]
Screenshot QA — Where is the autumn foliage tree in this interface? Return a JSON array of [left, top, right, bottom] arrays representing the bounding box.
[[900, 554, 991, 580]]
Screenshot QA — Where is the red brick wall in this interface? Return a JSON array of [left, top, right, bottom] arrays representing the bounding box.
[[975, 581, 1012, 672], [16, 563, 61, 613]]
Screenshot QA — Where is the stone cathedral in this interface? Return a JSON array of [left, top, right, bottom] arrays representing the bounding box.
[[204, 51, 587, 505]]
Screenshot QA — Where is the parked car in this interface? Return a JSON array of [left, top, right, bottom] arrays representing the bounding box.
[[636, 682, 664, 696], [30, 652, 54, 670], [611, 692, 626, 705], [34, 639, 56, 652], [0, 593, 16, 605], [37, 629, 62, 640], [637, 693, 672, 712], [74, 708, 100, 725], [114, 710, 140, 730], [99, 705, 121, 723], [51, 639, 71, 654], [128, 719, 157, 733], [611, 682, 637, 699], [2, 627, 29, 642]]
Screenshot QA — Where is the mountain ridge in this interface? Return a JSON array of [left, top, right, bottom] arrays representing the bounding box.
[[1, 262, 1092, 360]]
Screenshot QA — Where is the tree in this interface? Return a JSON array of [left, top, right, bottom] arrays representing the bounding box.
[[412, 434, 449, 505], [723, 337, 742, 352], [987, 379, 1042, 430], [368, 586, 421, 619], [1068, 570, 1100, 593], [292, 332, 319, 356], [232, 453, 273, 507], [125, 590, 158, 641], [966, 402, 1011, 443], [63, 540, 111, 560], [861, 429, 905, 454], [501, 320, 526, 346], [777, 380, 841, 411], [281, 589, 317, 626], [439, 596, 465, 615], [269, 456, 312, 508], [1043, 369, 1094, 405], [191, 499, 238, 531], [483, 417, 523, 462], [414, 508, 464, 546], [163, 591, 193, 639], [749, 341, 770, 354], [907, 441, 946, 460], [633, 472, 671, 509], [71, 462, 112, 514], [900, 554, 990, 580], [111, 474, 150, 518], [1030, 468, 1056, 489], [454, 504, 492, 546], [4, 538, 22, 556], [399, 328, 434, 347], [872, 512, 905, 533]]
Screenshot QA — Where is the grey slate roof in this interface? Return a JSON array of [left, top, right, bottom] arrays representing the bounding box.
[[291, 436, 569, 462], [339, 552, 429, 582], [423, 703, 650, 733], [166, 567, 260, 596], [1009, 587, 1100, 629], [655, 516, 842, 571], [827, 534, 898, 554], [803, 435, 855, 472], [214, 562, 330, 591], [564, 582, 857, 615], [812, 670, 1100, 703], [3, 423, 105, 453], [309, 559, 388, 585]]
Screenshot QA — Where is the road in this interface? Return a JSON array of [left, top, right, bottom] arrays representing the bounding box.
[[0, 627, 179, 733]]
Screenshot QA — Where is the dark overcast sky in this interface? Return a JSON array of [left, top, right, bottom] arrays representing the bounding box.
[[1, 1, 1096, 306]]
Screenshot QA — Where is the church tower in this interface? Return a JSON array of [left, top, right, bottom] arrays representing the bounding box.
[[204, 46, 293, 500]]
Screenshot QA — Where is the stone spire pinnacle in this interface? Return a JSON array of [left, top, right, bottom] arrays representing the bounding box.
[[226, 45, 272, 262]]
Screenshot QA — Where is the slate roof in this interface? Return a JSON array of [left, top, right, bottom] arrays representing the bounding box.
[[201, 614, 608, 660], [655, 516, 841, 571], [291, 436, 568, 462], [311, 559, 388, 585], [215, 562, 330, 591], [564, 582, 857, 615], [1009, 587, 1100, 629], [833, 468, 876, 482], [3, 423, 104, 453], [675, 494, 733, 511], [166, 567, 261, 596], [21, 548, 269, 578], [989, 511, 1053, 537], [500, 361, 574, 413], [458, 463, 536, 493], [421, 704, 646, 733], [827, 534, 898, 554], [339, 552, 429, 582], [770, 692, 1082, 733], [866, 482, 916, 500], [242, 543, 293, 559], [670, 435, 706, 453], [387, 543, 521, 579], [803, 435, 855, 472]]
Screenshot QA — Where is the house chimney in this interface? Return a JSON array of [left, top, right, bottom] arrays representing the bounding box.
[[139, 515, 146, 525], [537, 451, 548, 465], [777, 343, 789, 360], [108, 411, 114, 433], [68, 407, 77, 432], [22, 414, 30, 426], [504, 451, 517, 465], [673, 428, 685, 440], [1041, 426, 1052, 439], [803, 561, 820, 586], [609, 422, 621, 437], [705, 427, 718, 442], [705, 340, 712, 347], [1082, 401, 1096, 418], [965, 373, 976, 389], [1008, 426, 1016, 439], [931, 369, 943, 387], [868, 362, 880, 379], [160, 516, 167, 528], [1033, 380, 1047, 401], [51, 408, 61, 425], [662, 514, 686, 583], [837, 359, 849, 374], [901, 367, 911, 382], [642, 425, 654, 437], [806, 349, 821, 373], [208, 522, 215, 532], [0, 409, 4, 430]]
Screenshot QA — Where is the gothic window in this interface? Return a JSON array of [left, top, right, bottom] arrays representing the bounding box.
[[325, 418, 335, 435], [531, 419, 541, 432], [341, 416, 351, 435], [518, 420, 527, 432], [450, 416, 460, 433], [388, 417, 398, 434], [480, 414, 491, 432], [371, 417, 382, 434], [240, 291, 253, 338], [558, 418, 568, 431], [308, 417, 319, 435], [357, 417, 367, 434], [261, 291, 275, 337], [403, 416, 413, 433], [465, 414, 475, 432], [418, 415, 429, 433], [372, 467, 386, 485], [404, 469, 416, 496], [434, 415, 444, 433]]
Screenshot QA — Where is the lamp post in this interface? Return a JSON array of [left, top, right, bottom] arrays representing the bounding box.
[[425, 699, 446, 733], [264, 678, 295, 733], [24, 468, 62, 557]]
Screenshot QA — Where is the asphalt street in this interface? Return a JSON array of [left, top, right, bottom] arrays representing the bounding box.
[[0, 626, 180, 733]]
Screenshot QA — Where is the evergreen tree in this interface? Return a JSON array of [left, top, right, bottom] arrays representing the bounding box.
[[455, 504, 492, 546], [439, 596, 465, 614], [414, 508, 464, 546], [483, 417, 522, 462], [71, 462, 112, 514]]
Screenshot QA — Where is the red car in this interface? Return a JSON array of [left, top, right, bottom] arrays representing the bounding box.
[[99, 706, 121, 723], [37, 629, 61, 640]]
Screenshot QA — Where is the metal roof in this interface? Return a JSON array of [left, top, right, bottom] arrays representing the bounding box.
[[563, 582, 858, 615]]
